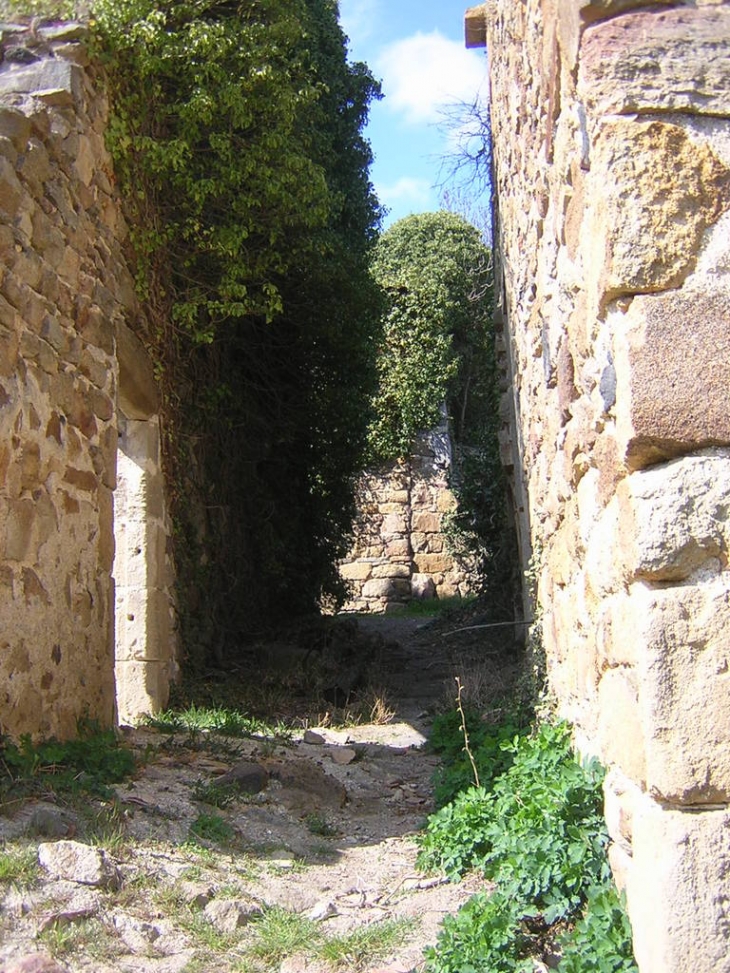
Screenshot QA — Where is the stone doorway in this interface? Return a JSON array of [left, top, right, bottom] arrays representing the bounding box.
[[113, 323, 177, 724]]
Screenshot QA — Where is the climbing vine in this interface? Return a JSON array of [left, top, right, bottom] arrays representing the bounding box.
[[367, 211, 493, 461], [368, 212, 514, 606], [92, 0, 383, 662]]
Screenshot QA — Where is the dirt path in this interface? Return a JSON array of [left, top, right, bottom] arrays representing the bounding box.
[[0, 614, 515, 973]]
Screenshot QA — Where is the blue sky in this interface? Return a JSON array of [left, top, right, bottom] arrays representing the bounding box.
[[338, 0, 489, 227]]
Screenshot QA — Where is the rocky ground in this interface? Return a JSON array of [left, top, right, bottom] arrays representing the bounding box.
[[0, 612, 520, 973]]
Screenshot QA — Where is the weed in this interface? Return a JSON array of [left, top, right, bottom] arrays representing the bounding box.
[[0, 720, 135, 805], [304, 813, 338, 837], [246, 906, 321, 966], [0, 844, 38, 885], [146, 705, 290, 743], [419, 720, 637, 973], [318, 917, 415, 970], [191, 779, 240, 809], [189, 812, 234, 845], [558, 884, 637, 973], [427, 707, 525, 808]]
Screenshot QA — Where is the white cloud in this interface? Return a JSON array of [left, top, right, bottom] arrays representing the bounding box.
[[377, 31, 486, 125], [338, 0, 381, 47], [375, 176, 433, 208]]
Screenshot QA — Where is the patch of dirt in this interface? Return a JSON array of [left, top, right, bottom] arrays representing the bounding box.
[[0, 613, 519, 973]]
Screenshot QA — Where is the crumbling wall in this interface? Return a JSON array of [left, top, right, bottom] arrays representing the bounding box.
[[0, 19, 176, 737], [467, 2, 730, 970], [340, 425, 473, 611]]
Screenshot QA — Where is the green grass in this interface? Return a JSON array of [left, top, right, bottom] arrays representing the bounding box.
[[245, 907, 321, 967], [0, 844, 39, 886], [318, 917, 415, 970], [399, 594, 477, 618], [145, 704, 290, 742]]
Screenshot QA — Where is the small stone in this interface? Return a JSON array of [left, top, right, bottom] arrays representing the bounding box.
[[307, 899, 337, 921], [27, 807, 77, 839], [330, 747, 357, 766], [38, 841, 121, 890], [179, 881, 214, 909], [112, 913, 161, 952], [36, 891, 99, 933], [3, 47, 39, 64], [203, 898, 262, 933], [214, 761, 269, 794], [302, 730, 325, 745]]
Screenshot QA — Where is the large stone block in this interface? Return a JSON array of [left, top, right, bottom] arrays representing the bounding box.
[[411, 511, 441, 534], [615, 451, 730, 582], [0, 59, 82, 106], [628, 795, 730, 973], [597, 668, 646, 785], [580, 6, 730, 118], [338, 561, 372, 582], [115, 659, 169, 724], [613, 288, 730, 467], [588, 120, 730, 299], [634, 578, 730, 804]]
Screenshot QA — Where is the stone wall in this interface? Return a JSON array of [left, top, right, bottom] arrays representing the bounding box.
[[467, 2, 730, 970], [340, 424, 473, 611], [0, 19, 176, 737]]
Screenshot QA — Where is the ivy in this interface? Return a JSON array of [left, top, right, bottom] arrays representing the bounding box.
[[92, 0, 383, 659], [367, 211, 493, 462]]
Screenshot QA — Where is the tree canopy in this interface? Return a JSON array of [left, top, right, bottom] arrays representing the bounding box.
[[368, 211, 493, 461], [93, 0, 383, 660]]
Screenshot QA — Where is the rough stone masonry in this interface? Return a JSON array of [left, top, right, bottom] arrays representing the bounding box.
[[0, 19, 177, 738], [466, 2, 730, 970]]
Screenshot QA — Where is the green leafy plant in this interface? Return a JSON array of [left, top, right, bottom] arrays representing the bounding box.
[[189, 812, 234, 845], [0, 720, 135, 802], [304, 812, 337, 837], [419, 720, 637, 973], [558, 884, 637, 973]]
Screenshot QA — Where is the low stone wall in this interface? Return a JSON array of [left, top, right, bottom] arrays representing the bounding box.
[[468, 2, 730, 969], [340, 427, 473, 612], [0, 19, 176, 737]]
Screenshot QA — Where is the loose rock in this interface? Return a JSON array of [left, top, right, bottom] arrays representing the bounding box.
[[203, 898, 262, 933], [214, 761, 269, 795], [37, 841, 121, 890]]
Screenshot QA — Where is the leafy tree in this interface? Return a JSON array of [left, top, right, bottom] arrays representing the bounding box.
[[93, 0, 383, 660], [368, 211, 493, 460]]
